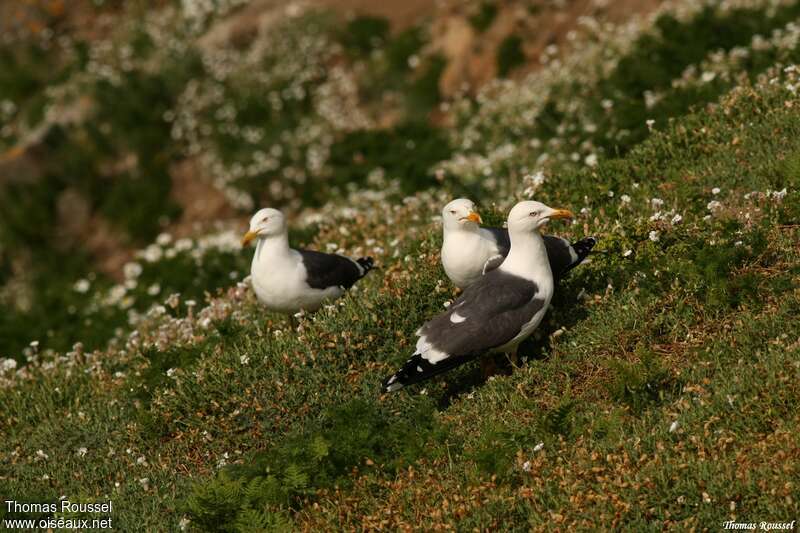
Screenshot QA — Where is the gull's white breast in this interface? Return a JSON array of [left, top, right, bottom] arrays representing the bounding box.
[[441, 231, 499, 288]]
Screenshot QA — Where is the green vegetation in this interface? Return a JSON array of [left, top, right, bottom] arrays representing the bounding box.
[[497, 34, 525, 77], [469, 2, 498, 33]]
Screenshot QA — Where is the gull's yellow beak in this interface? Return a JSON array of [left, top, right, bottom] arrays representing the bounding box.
[[241, 231, 258, 247], [466, 211, 483, 224], [548, 209, 574, 220]]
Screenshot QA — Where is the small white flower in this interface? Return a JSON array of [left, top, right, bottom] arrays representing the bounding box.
[[166, 368, 177, 378], [711, 187, 721, 195], [671, 214, 683, 225], [522, 460, 532, 472], [0, 358, 18, 373], [701, 71, 717, 83], [156, 233, 172, 246], [707, 200, 722, 211], [623, 249, 633, 257], [136, 456, 147, 466], [584, 153, 598, 167], [73, 279, 91, 293], [179, 517, 190, 531], [669, 421, 679, 433], [36, 449, 49, 460], [240, 355, 250, 365], [649, 231, 660, 242], [650, 198, 664, 208], [147, 283, 161, 296], [646, 119, 655, 131], [533, 442, 544, 452], [138, 478, 150, 490], [76, 447, 88, 457], [123, 262, 143, 280], [620, 194, 631, 204]]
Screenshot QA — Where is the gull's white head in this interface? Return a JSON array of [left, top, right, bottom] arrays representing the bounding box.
[[507, 200, 573, 234], [442, 198, 482, 231], [242, 207, 287, 246]]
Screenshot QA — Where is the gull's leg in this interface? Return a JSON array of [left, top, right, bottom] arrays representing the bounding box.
[[508, 347, 520, 367], [288, 314, 298, 329], [480, 357, 497, 379]]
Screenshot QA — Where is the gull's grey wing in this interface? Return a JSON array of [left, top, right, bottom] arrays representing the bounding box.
[[298, 249, 373, 290], [382, 270, 544, 391]]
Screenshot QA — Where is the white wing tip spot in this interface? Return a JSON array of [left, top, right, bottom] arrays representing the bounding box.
[[450, 311, 467, 324]]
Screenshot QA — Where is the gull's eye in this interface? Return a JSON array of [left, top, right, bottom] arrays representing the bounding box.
[[262, 217, 269, 223], [529, 211, 538, 217], [449, 210, 457, 215]]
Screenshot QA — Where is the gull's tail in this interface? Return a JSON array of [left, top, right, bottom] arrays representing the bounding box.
[[564, 236, 597, 274], [381, 352, 471, 393], [356, 257, 375, 277]]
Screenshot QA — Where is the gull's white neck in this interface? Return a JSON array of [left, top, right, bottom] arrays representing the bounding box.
[[253, 232, 291, 265], [499, 229, 552, 283]]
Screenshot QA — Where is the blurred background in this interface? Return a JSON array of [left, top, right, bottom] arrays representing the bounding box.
[[2, 0, 799, 361]]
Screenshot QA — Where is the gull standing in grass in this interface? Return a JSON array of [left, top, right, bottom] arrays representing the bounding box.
[[242, 208, 374, 322], [440, 198, 596, 289], [382, 200, 573, 393]]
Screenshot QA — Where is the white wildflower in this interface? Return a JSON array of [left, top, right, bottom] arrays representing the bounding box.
[[707, 200, 722, 211], [623, 249, 633, 257], [671, 214, 683, 225], [669, 421, 679, 433], [240, 355, 250, 365], [649, 231, 660, 242], [533, 442, 544, 452], [711, 187, 721, 195], [156, 233, 172, 246], [620, 194, 631, 204], [123, 262, 143, 280], [76, 447, 88, 457], [1, 358, 18, 373], [73, 279, 91, 293]]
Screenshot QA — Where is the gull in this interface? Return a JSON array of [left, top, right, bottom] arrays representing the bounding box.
[[440, 198, 596, 289], [382, 200, 573, 392], [242, 208, 374, 319]]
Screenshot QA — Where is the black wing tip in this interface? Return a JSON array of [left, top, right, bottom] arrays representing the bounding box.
[[357, 256, 375, 274], [381, 353, 432, 393], [573, 236, 598, 258]]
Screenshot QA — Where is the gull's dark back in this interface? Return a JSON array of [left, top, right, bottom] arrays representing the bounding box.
[[298, 250, 374, 290]]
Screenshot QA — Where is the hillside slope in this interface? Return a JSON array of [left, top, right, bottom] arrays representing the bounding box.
[[1, 1, 800, 531]]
